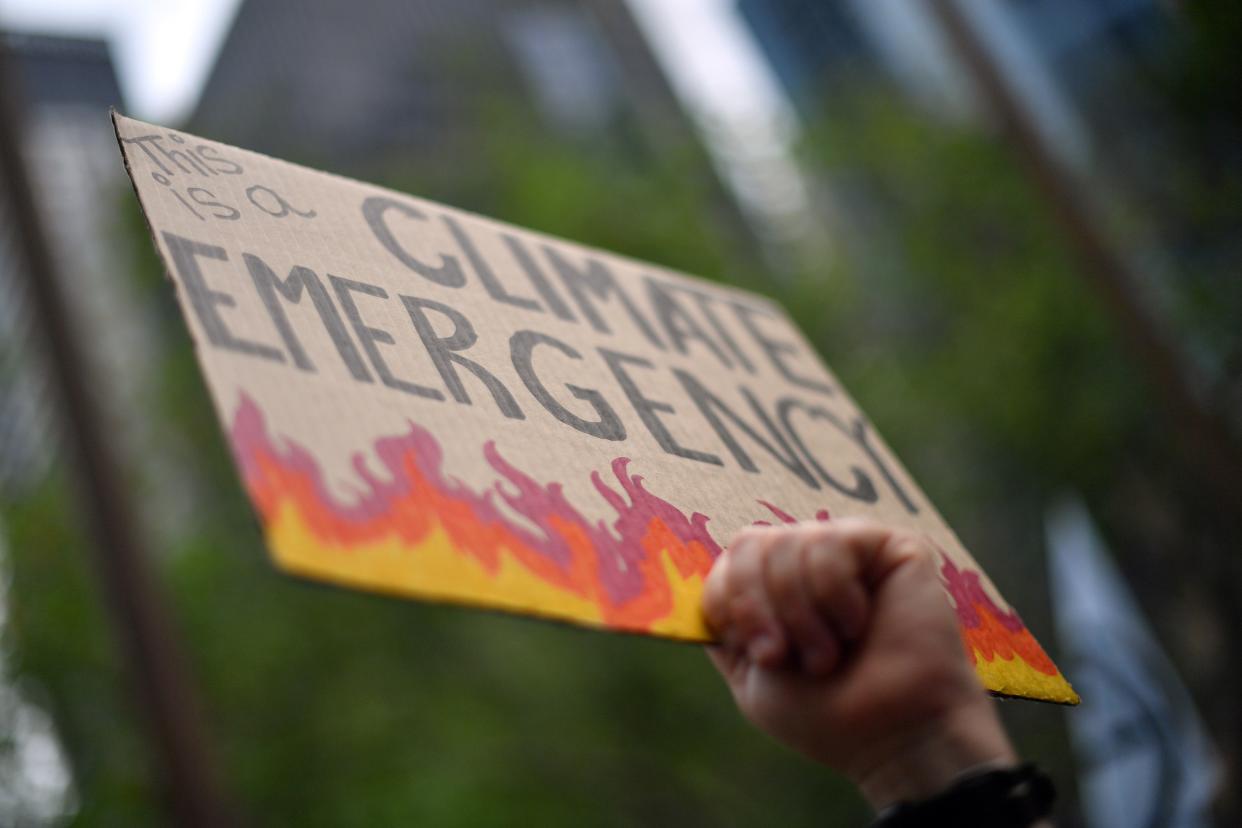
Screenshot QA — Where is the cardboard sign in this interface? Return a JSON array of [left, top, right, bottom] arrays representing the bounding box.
[[113, 112, 1076, 704]]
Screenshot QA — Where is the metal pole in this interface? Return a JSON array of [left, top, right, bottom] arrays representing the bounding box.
[[0, 45, 231, 827], [926, 0, 1242, 522]]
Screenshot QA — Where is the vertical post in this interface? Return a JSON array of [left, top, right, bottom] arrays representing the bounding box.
[[925, 0, 1242, 522], [0, 46, 230, 827]]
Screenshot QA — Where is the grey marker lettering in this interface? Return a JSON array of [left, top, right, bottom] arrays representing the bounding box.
[[599, 348, 718, 465], [442, 215, 540, 312], [511, 330, 625, 440], [187, 188, 240, 220], [246, 185, 317, 219], [503, 234, 575, 321], [401, 295, 524, 420], [776, 399, 878, 503], [673, 371, 819, 489], [731, 302, 833, 395], [330, 275, 440, 398], [547, 248, 665, 350], [161, 232, 283, 362], [362, 196, 465, 288], [122, 134, 175, 176], [196, 145, 243, 175], [244, 253, 371, 381]]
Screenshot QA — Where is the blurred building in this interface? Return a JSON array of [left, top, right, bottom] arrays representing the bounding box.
[[0, 32, 180, 529], [193, 0, 700, 173], [734, 2, 887, 110], [1001, 0, 1167, 92], [0, 33, 125, 491], [736, 0, 1168, 168], [0, 32, 128, 822]]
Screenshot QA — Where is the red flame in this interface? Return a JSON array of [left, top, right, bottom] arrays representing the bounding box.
[[231, 394, 721, 632], [227, 393, 1071, 700], [940, 556, 1058, 676]]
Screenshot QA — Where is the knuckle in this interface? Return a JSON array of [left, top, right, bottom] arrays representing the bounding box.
[[789, 521, 833, 548], [726, 592, 770, 631], [731, 525, 770, 550], [831, 516, 880, 535], [807, 547, 850, 596], [724, 552, 760, 595], [891, 532, 936, 567], [760, 544, 798, 595], [804, 522, 834, 540]]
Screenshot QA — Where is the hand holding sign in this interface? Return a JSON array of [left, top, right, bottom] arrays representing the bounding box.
[[704, 520, 1019, 809], [113, 111, 1075, 704]]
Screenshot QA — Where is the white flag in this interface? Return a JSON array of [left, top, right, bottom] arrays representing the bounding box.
[[1046, 496, 1218, 828]]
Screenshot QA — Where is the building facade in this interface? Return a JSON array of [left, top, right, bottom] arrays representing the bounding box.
[[193, 0, 699, 174]]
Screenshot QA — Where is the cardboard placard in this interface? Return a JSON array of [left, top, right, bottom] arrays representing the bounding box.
[[113, 112, 1076, 704]]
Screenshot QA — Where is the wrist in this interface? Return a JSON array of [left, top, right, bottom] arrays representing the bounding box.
[[872, 762, 1056, 828], [850, 699, 1017, 811]]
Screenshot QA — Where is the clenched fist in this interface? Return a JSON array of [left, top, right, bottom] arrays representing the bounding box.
[[702, 519, 1017, 810]]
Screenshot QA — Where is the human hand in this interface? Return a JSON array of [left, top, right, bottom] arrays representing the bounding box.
[[702, 519, 1017, 810]]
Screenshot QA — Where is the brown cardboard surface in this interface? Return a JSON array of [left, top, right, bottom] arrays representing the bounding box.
[[113, 112, 1076, 704]]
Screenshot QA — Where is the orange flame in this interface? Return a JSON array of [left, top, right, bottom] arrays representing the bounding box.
[[231, 393, 721, 638], [228, 393, 1076, 702], [941, 557, 1077, 703]]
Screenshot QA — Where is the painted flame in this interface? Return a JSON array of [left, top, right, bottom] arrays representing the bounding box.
[[231, 394, 721, 638], [229, 393, 1076, 702], [942, 557, 1078, 703]]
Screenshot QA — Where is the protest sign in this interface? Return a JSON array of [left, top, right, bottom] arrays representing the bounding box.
[[113, 112, 1076, 704]]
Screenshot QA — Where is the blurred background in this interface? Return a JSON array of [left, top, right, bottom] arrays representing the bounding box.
[[0, 0, 1239, 825]]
